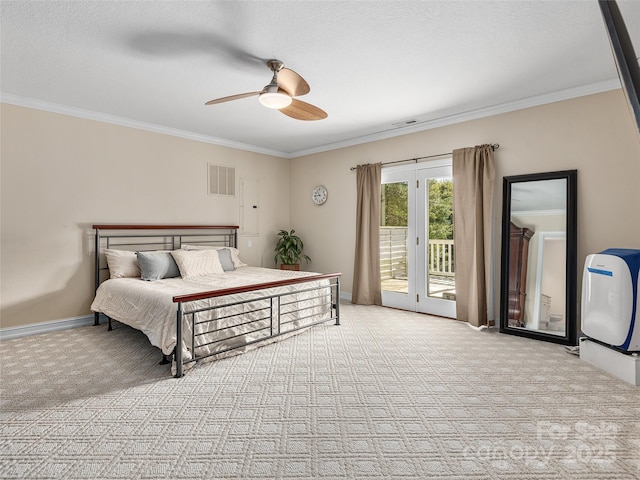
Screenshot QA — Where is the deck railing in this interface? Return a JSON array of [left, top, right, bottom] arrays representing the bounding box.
[[380, 227, 454, 280], [380, 227, 408, 281], [428, 239, 455, 277]]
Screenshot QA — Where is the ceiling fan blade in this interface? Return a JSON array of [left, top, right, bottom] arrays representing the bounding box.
[[205, 91, 261, 105], [277, 68, 310, 97], [279, 98, 327, 121]]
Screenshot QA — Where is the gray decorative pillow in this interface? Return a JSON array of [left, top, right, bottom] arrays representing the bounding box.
[[217, 248, 236, 272], [136, 251, 180, 281]]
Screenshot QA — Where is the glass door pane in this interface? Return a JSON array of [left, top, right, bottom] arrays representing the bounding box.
[[380, 168, 416, 312], [426, 178, 455, 300], [381, 181, 409, 294]]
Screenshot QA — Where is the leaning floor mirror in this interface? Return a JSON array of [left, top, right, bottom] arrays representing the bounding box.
[[499, 170, 577, 345]]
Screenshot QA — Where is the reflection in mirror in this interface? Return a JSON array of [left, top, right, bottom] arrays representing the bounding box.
[[500, 171, 577, 346], [532, 232, 566, 335]]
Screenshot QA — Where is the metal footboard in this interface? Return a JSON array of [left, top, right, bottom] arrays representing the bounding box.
[[173, 274, 341, 377]]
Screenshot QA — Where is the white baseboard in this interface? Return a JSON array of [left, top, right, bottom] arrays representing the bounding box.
[[1, 293, 352, 341], [0, 314, 96, 341], [0, 299, 352, 340]]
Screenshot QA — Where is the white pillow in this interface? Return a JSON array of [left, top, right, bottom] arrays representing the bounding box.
[[181, 244, 247, 268], [104, 249, 140, 279], [171, 249, 225, 278]]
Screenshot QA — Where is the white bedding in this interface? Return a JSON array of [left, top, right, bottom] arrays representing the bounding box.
[[91, 266, 332, 367]]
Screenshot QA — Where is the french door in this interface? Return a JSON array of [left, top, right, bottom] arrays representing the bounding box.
[[380, 161, 456, 318]]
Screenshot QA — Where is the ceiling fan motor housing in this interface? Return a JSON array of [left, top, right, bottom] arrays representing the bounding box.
[[267, 59, 285, 72]]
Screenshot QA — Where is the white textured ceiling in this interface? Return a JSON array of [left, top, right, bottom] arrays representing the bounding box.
[[2, 1, 639, 158]]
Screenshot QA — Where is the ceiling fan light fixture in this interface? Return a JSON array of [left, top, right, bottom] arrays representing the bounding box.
[[259, 91, 292, 109]]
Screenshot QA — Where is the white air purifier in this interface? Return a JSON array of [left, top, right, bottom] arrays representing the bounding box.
[[581, 248, 640, 352]]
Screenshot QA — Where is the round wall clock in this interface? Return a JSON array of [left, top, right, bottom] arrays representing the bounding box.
[[312, 185, 328, 205]]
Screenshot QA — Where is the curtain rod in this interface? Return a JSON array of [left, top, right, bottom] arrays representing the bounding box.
[[349, 143, 499, 171]]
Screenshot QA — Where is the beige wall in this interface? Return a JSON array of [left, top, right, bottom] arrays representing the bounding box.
[[1, 104, 291, 328], [3, 90, 640, 330], [290, 90, 640, 322]]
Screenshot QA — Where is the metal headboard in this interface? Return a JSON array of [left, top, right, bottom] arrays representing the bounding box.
[[92, 225, 239, 324]]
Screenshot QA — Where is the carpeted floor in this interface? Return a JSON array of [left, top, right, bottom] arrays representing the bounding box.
[[1, 303, 639, 479]]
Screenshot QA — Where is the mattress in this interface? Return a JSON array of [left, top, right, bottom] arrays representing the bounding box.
[[91, 266, 331, 364]]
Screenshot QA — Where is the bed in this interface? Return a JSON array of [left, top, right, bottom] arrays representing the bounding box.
[[90, 225, 341, 377]]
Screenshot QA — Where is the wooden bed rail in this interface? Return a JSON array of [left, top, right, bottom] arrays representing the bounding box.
[[173, 272, 342, 303], [93, 224, 240, 230]]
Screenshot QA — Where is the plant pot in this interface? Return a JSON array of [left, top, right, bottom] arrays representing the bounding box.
[[280, 264, 300, 271]]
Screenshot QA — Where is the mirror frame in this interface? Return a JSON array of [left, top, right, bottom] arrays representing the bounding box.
[[499, 169, 578, 346]]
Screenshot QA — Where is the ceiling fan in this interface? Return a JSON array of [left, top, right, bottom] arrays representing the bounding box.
[[205, 59, 327, 121]]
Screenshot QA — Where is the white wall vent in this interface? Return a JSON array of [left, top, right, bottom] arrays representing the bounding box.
[[208, 164, 236, 196]]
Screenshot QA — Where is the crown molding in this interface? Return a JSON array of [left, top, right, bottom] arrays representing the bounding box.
[[512, 209, 566, 216], [2, 78, 620, 160], [0, 93, 290, 158], [289, 79, 621, 158]]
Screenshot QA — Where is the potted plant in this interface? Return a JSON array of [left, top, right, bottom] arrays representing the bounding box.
[[274, 229, 311, 271]]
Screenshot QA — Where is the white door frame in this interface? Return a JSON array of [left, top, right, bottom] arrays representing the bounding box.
[[531, 231, 566, 329], [380, 160, 456, 318]]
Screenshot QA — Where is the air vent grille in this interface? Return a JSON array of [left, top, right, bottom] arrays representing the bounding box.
[[392, 119, 418, 127], [208, 164, 236, 196]]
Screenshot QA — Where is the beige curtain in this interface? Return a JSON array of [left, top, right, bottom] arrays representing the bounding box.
[[452, 145, 496, 327], [352, 163, 382, 305]]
